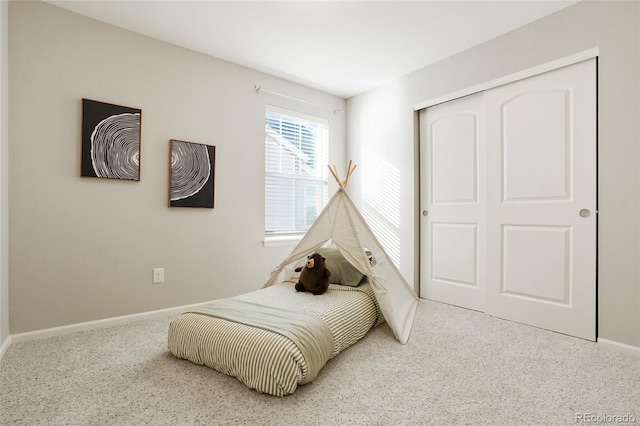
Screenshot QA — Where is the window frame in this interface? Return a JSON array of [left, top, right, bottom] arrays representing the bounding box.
[[263, 105, 329, 246]]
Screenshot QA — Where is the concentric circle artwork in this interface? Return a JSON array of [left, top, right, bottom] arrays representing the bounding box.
[[81, 99, 142, 181], [90, 113, 140, 179], [170, 139, 216, 208]]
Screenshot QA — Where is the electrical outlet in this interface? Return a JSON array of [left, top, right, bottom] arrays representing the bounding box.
[[153, 268, 164, 284]]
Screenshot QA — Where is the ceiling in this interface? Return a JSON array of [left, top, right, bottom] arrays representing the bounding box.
[[45, 0, 579, 98]]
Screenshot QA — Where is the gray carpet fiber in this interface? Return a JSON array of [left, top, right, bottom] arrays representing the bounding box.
[[1, 300, 639, 425]]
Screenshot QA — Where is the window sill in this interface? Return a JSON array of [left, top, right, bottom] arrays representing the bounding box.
[[263, 235, 303, 247]]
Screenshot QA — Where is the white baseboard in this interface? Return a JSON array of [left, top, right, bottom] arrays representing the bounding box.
[[598, 338, 640, 357], [0, 334, 11, 360], [8, 301, 212, 345]]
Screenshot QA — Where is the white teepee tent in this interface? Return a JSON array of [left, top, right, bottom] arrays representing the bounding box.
[[264, 163, 419, 344]]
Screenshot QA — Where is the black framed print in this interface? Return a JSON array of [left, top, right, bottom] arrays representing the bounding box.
[[169, 139, 216, 208], [81, 98, 142, 180]]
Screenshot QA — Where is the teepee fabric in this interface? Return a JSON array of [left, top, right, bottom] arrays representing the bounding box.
[[264, 187, 419, 344]]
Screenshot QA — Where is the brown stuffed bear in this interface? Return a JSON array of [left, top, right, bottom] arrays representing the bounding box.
[[294, 253, 331, 295]]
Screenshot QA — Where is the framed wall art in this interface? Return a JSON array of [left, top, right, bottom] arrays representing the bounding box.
[[169, 139, 216, 208], [81, 98, 142, 180]]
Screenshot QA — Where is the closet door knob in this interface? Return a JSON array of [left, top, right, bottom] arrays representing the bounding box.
[[422, 210, 429, 217], [579, 209, 591, 218]]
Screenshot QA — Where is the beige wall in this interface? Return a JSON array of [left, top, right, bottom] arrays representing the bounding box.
[[8, 1, 346, 334], [347, 1, 640, 347], [1, 0, 9, 347]]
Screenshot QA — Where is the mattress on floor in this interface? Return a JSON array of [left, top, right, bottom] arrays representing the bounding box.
[[167, 280, 383, 396]]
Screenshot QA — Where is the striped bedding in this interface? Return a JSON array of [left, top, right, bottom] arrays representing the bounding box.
[[167, 280, 383, 396]]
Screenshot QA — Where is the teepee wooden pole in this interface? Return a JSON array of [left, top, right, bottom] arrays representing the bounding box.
[[328, 162, 357, 189], [344, 160, 353, 187], [344, 162, 356, 188], [328, 165, 341, 186]]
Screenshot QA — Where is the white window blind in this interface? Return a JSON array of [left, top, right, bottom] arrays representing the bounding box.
[[265, 107, 328, 237]]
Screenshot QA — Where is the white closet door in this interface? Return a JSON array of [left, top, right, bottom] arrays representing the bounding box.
[[484, 59, 596, 340], [419, 93, 485, 311], [419, 59, 596, 340]]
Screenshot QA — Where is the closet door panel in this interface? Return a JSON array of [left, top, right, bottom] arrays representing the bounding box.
[[485, 59, 596, 341], [419, 93, 485, 311]]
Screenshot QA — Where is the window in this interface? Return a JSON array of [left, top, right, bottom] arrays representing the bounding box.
[[265, 106, 328, 239]]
